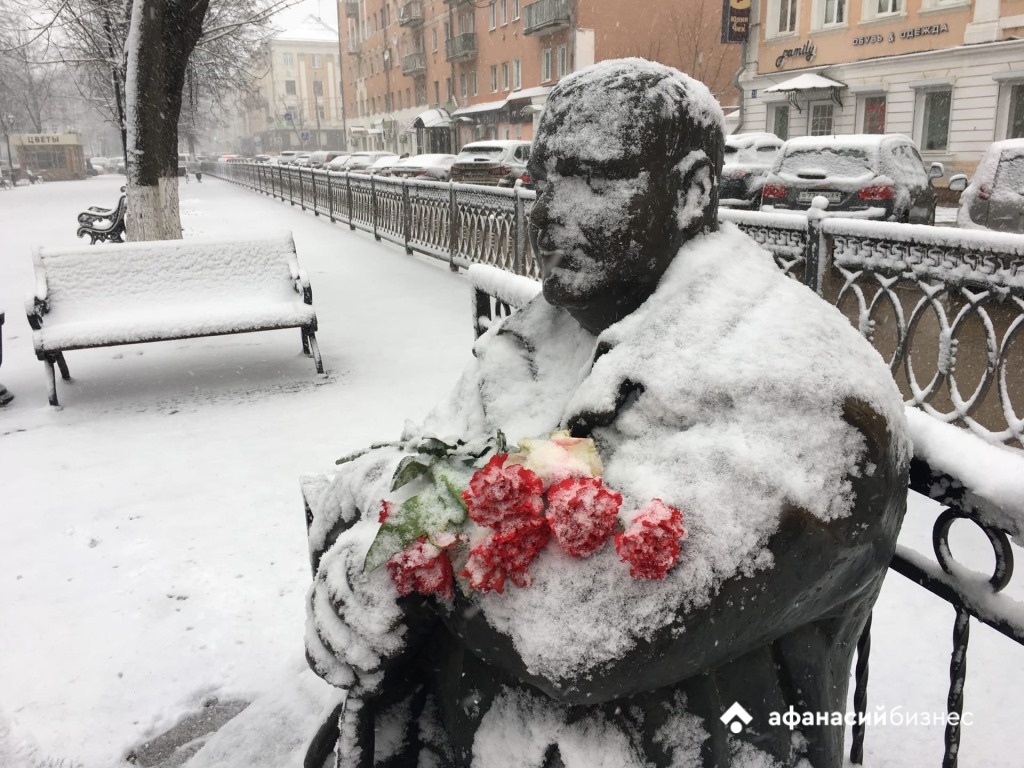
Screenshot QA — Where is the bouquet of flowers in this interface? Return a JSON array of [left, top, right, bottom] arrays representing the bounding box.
[[358, 431, 686, 601]]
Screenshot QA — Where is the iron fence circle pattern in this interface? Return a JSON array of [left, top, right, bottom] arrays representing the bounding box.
[[932, 509, 1014, 592]]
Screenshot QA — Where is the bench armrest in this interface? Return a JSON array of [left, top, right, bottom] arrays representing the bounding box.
[[25, 293, 47, 330], [295, 268, 314, 305]]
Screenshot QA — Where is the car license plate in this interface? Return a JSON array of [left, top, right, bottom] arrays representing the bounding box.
[[798, 190, 843, 203]]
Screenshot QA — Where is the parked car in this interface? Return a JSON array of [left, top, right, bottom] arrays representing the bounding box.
[[328, 151, 396, 172], [949, 138, 1024, 233], [720, 132, 784, 209], [354, 154, 401, 175], [276, 151, 299, 165], [760, 134, 944, 224], [252, 154, 272, 163], [450, 140, 531, 187], [308, 150, 348, 169], [389, 153, 457, 181], [294, 153, 313, 167]]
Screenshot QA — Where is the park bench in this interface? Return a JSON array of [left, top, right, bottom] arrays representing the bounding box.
[[76, 189, 127, 244], [25, 232, 324, 406]]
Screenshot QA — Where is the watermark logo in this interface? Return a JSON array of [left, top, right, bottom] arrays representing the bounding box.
[[721, 702, 753, 734]]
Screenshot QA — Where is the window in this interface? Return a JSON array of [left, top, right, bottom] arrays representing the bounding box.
[[470, 71, 478, 96], [770, 104, 790, 139], [809, 103, 834, 135], [434, 80, 440, 104], [317, 106, 326, 119], [513, 0, 520, 19], [500, 0, 508, 24], [541, 48, 552, 82], [461, 73, 467, 99], [557, 45, 568, 77], [285, 80, 297, 95], [312, 54, 322, 69], [778, 0, 797, 33], [489, 1, 496, 29], [862, 95, 886, 134], [1009, 84, 1024, 139], [446, 77, 454, 101], [823, 0, 846, 25], [490, 65, 498, 93], [283, 53, 294, 66], [919, 88, 952, 151], [432, 29, 438, 51], [513, 59, 521, 90], [397, 91, 402, 109], [876, 0, 901, 14], [502, 62, 510, 91]]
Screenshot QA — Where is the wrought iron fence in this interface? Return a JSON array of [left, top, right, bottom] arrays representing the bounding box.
[[209, 161, 538, 279], [209, 161, 1024, 767]]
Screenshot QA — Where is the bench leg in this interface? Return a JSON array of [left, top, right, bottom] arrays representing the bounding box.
[[55, 352, 71, 380], [301, 327, 310, 355], [44, 358, 59, 406], [305, 329, 324, 374]]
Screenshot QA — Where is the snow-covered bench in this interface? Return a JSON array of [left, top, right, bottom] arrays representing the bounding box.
[[76, 191, 127, 244], [25, 232, 324, 406]]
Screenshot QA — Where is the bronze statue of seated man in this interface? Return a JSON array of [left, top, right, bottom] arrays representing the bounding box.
[[303, 59, 910, 768]]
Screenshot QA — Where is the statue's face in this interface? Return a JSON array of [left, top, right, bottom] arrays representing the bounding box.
[[527, 115, 681, 316]]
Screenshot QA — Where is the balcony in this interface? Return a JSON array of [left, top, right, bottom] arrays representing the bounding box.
[[523, 0, 570, 35], [402, 51, 427, 76], [399, 0, 424, 26], [445, 32, 477, 62], [346, 38, 361, 55], [344, 0, 359, 18]]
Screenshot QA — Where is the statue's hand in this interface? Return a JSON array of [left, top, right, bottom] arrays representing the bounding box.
[[305, 526, 410, 693]]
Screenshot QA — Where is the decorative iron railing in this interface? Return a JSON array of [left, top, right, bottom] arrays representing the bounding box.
[[210, 161, 1024, 767], [445, 32, 477, 62], [402, 51, 427, 76]]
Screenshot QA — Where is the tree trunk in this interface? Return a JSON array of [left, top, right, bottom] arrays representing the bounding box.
[[124, 0, 209, 241]]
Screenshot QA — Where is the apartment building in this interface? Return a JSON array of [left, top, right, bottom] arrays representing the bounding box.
[[237, 16, 346, 155], [738, 0, 1024, 176], [339, 0, 741, 155]]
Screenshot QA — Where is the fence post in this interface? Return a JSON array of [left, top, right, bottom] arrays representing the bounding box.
[[327, 172, 335, 222], [311, 169, 319, 216], [347, 173, 355, 230], [803, 198, 828, 295], [513, 189, 527, 276], [402, 180, 413, 255], [449, 183, 460, 272], [371, 174, 380, 240], [299, 168, 306, 210], [287, 168, 294, 206]]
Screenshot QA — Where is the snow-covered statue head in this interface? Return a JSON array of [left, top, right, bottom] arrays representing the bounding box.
[[528, 58, 725, 334]]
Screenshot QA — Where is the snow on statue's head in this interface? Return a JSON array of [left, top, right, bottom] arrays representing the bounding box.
[[528, 58, 725, 334]]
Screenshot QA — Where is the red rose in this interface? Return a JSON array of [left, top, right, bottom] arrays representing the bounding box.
[[386, 537, 455, 600], [378, 500, 393, 523], [461, 454, 545, 532], [545, 477, 622, 558], [461, 517, 551, 594], [614, 499, 686, 580]]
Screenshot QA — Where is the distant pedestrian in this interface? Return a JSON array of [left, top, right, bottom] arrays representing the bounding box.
[[187, 157, 202, 183]]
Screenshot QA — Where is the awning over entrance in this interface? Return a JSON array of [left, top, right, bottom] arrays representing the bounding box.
[[763, 73, 847, 109], [412, 108, 452, 129]]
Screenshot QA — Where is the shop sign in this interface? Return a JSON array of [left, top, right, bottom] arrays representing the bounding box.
[[15, 133, 79, 146], [722, 0, 750, 43], [775, 41, 816, 69], [853, 23, 949, 46]]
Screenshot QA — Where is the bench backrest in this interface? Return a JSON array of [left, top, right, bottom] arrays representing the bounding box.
[[34, 233, 302, 317]]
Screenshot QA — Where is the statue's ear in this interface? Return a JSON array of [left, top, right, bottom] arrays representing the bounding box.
[[673, 152, 715, 233]]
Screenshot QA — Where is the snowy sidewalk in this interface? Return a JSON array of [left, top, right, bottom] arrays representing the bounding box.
[[0, 176, 1020, 768]]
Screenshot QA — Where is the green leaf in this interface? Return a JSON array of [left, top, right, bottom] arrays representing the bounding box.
[[416, 437, 457, 458], [363, 496, 430, 572], [391, 456, 431, 491], [335, 448, 368, 466], [438, 473, 469, 516]]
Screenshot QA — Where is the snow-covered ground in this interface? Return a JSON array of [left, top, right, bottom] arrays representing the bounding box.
[[0, 176, 1020, 768]]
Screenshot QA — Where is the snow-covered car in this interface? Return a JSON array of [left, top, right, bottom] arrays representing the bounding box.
[[720, 132, 784, 209], [327, 151, 396, 172], [294, 153, 313, 167], [308, 150, 348, 169], [275, 151, 299, 165], [450, 140, 531, 187], [760, 134, 944, 224], [389, 153, 457, 181], [353, 154, 401, 175], [950, 138, 1024, 233]]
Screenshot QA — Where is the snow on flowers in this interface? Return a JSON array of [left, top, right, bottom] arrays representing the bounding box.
[[365, 431, 687, 599]]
